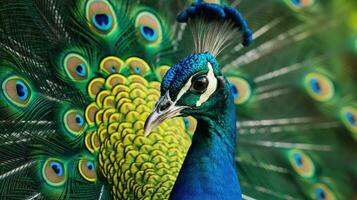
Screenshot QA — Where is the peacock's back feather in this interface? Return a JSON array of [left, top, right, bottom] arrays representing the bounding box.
[[0, 0, 356, 199]]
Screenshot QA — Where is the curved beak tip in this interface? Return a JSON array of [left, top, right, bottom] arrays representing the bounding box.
[[143, 113, 155, 137], [143, 129, 150, 137], [143, 124, 151, 137], [143, 93, 185, 137]]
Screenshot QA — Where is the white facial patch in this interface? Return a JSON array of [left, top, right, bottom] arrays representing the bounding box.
[[175, 76, 193, 103], [174, 62, 218, 107], [196, 62, 217, 106]]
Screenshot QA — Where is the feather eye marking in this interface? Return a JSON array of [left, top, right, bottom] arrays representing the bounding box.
[[86, 0, 117, 34], [2, 76, 32, 107], [135, 11, 162, 45], [63, 53, 89, 81], [42, 159, 66, 186], [78, 159, 97, 182]]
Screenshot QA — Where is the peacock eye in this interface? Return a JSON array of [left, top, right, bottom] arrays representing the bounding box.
[[312, 184, 335, 200], [288, 149, 315, 178], [78, 159, 97, 182], [191, 75, 209, 93], [86, 0, 116, 34], [135, 11, 162, 45], [2, 76, 32, 107], [43, 159, 66, 186], [64, 109, 87, 136], [63, 53, 89, 81]]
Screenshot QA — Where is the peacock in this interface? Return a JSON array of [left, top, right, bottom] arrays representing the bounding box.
[[0, 0, 356, 199]]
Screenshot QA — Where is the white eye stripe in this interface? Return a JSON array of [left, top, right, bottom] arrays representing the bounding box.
[[196, 62, 217, 106], [175, 76, 193, 103], [174, 62, 218, 106]]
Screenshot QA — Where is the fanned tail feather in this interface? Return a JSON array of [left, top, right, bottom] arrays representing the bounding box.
[[0, 0, 356, 199]]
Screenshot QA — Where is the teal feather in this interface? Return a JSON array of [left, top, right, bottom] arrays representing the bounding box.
[[157, 53, 241, 199]]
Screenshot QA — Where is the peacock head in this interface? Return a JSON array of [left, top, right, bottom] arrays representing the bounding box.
[[143, 1, 254, 136], [144, 52, 230, 136]]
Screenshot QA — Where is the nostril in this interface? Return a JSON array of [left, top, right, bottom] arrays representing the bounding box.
[[159, 100, 171, 112]]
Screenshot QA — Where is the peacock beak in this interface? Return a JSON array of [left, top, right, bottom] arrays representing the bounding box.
[[144, 92, 186, 137]]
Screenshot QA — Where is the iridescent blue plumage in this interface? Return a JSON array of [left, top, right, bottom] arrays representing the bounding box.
[[146, 3, 254, 199], [147, 53, 242, 199], [161, 53, 218, 98], [169, 68, 241, 199]]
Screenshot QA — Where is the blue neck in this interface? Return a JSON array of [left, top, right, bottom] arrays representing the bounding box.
[[170, 93, 241, 200]]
